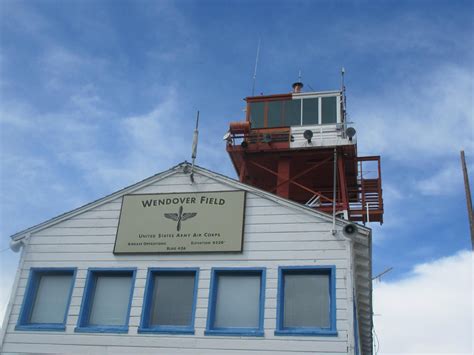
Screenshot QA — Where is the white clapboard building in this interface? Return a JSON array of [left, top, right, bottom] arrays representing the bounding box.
[[1, 162, 372, 354]]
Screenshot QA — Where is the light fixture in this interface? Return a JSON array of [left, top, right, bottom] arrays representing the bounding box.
[[262, 133, 272, 143], [345, 127, 356, 141]]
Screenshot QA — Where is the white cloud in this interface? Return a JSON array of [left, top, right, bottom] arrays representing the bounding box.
[[373, 250, 473, 354], [416, 162, 474, 196], [345, 13, 465, 56], [354, 64, 473, 162]]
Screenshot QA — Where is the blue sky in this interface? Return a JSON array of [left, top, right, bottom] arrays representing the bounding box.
[[0, 0, 473, 352]]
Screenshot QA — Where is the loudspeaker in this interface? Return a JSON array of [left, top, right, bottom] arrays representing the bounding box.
[[10, 238, 24, 252], [343, 223, 358, 236]]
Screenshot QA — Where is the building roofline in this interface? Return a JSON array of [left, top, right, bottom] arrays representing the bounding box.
[[10, 161, 371, 240]]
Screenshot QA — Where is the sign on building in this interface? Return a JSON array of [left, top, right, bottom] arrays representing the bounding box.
[[114, 191, 246, 253]]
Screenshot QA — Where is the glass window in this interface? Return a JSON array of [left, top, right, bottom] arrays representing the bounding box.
[[214, 275, 260, 328], [321, 96, 338, 124], [283, 274, 330, 328], [139, 268, 199, 334], [75, 269, 135, 333], [283, 99, 301, 126], [303, 98, 319, 125], [16, 268, 76, 331], [275, 266, 337, 336], [249, 102, 265, 129], [267, 101, 283, 127], [205, 268, 265, 336], [89, 275, 133, 326]]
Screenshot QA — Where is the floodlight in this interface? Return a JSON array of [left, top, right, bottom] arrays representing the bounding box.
[[303, 129, 313, 143]]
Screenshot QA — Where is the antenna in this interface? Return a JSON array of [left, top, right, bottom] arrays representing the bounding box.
[[341, 67, 347, 121], [190, 111, 199, 183], [251, 38, 261, 96], [372, 267, 393, 281], [341, 67, 345, 90]]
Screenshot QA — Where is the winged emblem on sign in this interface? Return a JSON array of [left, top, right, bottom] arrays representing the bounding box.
[[164, 206, 197, 231]]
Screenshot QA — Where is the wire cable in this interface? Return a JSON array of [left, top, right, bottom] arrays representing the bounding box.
[[373, 326, 380, 354]]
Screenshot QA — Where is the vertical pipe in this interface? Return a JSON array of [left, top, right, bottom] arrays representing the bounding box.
[[332, 148, 337, 234], [366, 202, 370, 224], [360, 159, 365, 223]]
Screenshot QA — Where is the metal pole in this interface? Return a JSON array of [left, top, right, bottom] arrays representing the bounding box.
[[190, 111, 199, 183], [251, 39, 261, 97], [332, 148, 337, 234], [460, 150, 474, 250]]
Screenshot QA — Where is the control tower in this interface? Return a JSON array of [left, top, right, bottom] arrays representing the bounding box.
[[225, 80, 384, 224]]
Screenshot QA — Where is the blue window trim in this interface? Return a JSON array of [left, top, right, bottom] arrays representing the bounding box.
[[16, 267, 77, 332], [75, 268, 136, 334], [205, 267, 266, 337], [275, 265, 337, 336], [138, 267, 199, 335], [353, 292, 360, 355]]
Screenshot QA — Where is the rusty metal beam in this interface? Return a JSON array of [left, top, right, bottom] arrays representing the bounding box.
[[338, 152, 349, 211], [277, 157, 290, 198], [248, 160, 278, 177], [248, 160, 333, 203], [271, 155, 332, 193]]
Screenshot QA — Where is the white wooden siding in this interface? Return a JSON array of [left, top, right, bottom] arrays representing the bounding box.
[[290, 124, 355, 148], [1, 171, 355, 354]]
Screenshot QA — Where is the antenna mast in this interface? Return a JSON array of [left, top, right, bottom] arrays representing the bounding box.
[[190, 111, 199, 183], [341, 67, 346, 121], [251, 38, 261, 96]]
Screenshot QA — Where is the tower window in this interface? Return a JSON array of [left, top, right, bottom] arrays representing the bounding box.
[[321, 96, 338, 124]]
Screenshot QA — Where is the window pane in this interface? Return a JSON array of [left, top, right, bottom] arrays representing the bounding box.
[[214, 274, 260, 328], [151, 274, 195, 326], [303, 98, 319, 125], [249, 102, 265, 129], [283, 273, 330, 328], [30, 275, 72, 324], [283, 100, 301, 126], [267, 101, 283, 127], [321, 96, 337, 124], [89, 275, 132, 326]]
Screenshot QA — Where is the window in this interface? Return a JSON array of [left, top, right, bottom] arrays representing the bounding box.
[[321, 96, 338, 124], [205, 268, 265, 336], [267, 101, 283, 127], [16, 268, 76, 331], [249, 96, 339, 129], [283, 99, 301, 126], [249, 101, 265, 128], [75, 268, 136, 333], [275, 266, 337, 336], [138, 268, 199, 334], [302, 98, 318, 125]]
